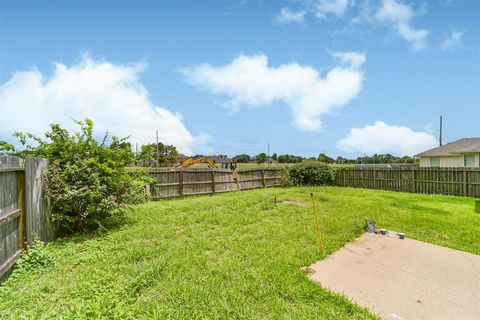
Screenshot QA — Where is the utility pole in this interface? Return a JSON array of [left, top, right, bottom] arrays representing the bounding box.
[[439, 115, 443, 146], [156, 130, 159, 167]]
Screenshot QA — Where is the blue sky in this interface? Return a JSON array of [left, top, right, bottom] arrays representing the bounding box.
[[1, 0, 479, 157]]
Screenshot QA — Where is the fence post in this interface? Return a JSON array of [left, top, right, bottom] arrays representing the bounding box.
[[463, 169, 467, 196], [236, 170, 241, 191], [178, 170, 183, 197], [411, 168, 416, 193], [261, 169, 265, 187], [361, 169, 364, 188], [211, 170, 215, 194], [16, 171, 25, 250]]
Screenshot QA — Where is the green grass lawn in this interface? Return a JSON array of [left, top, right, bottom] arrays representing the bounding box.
[[1, 187, 479, 319]]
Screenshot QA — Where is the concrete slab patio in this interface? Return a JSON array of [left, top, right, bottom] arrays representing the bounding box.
[[308, 233, 480, 320]]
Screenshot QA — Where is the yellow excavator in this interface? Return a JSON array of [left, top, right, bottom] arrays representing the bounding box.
[[175, 156, 217, 169], [175, 156, 238, 181]]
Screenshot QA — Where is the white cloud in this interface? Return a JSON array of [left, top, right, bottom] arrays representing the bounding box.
[[0, 55, 209, 155], [376, 0, 429, 51], [313, 0, 350, 19], [181, 52, 365, 132], [274, 7, 306, 24], [338, 121, 438, 156], [273, 0, 349, 24], [441, 31, 462, 50]]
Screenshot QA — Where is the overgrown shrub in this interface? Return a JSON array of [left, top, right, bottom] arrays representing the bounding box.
[[15, 119, 153, 233], [280, 167, 293, 187], [128, 168, 156, 203], [286, 161, 336, 186]]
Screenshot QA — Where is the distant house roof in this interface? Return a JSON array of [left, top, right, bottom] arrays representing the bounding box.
[[177, 153, 189, 161], [210, 155, 233, 163], [416, 138, 480, 157]]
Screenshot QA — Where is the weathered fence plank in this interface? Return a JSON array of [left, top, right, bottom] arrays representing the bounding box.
[[25, 157, 57, 245], [17, 171, 25, 250], [149, 167, 283, 199], [1, 156, 57, 277], [0, 156, 22, 168], [335, 167, 480, 198], [0, 157, 23, 277]]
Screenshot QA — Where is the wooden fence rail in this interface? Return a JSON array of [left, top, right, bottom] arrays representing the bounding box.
[[335, 167, 480, 198], [0, 156, 56, 278], [149, 168, 283, 199]]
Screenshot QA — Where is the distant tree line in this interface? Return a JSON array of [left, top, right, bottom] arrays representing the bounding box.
[[2, 137, 417, 166], [231, 152, 416, 164], [354, 154, 416, 164]]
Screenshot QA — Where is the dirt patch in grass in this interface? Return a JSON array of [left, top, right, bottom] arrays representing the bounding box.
[[279, 200, 308, 207], [300, 266, 316, 275]]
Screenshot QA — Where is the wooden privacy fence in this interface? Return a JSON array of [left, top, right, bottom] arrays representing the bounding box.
[[0, 156, 56, 277], [149, 168, 283, 199], [335, 167, 480, 198]]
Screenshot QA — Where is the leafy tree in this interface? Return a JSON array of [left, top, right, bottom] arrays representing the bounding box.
[[399, 156, 416, 164], [256, 153, 267, 164], [277, 154, 303, 163], [233, 154, 251, 163], [0, 141, 15, 154], [139, 144, 155, 163], [271, 153, 277, 161], [317, 153, 334, 163], [354, 153, 416, 164], [139, 142, 178, 164], [335, 156, 350, 164], [14, 119, 154, 233]]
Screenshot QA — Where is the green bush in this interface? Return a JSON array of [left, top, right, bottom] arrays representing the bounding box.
[[128, 168, 156, 203], [280, 167, 293, 187], [287, 161, 335, 186], [15, 119, 153, 233]]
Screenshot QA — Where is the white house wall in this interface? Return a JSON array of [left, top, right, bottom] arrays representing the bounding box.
[[419, 153, 480, 167], [440, 156, 463, 167], [419, 158, 430, 167]]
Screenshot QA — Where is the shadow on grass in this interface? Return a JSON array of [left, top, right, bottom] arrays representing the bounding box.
[[390, 201, 451, 216], [52, 212, 136, 246]]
